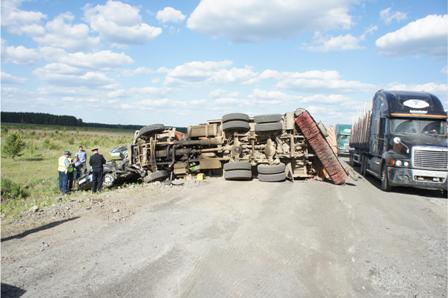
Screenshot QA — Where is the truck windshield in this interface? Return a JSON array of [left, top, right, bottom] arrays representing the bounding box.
[[390, 119, 447, 136]]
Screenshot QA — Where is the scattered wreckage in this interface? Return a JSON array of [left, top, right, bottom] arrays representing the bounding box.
[[128, 108, 348, 185]]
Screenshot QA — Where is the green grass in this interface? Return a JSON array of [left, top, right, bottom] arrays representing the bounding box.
[[1, 125, 134, 222]]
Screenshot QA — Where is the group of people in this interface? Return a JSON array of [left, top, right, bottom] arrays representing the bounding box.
[[58, 145, 106, 194]]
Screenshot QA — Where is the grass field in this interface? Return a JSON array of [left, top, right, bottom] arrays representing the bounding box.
[[1, 123, 135, 221]]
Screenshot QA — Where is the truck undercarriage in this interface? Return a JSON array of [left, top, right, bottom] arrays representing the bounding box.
[[129, 109, 348, 184]]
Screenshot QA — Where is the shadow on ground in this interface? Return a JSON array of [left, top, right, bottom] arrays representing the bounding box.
[[1, 216, 80, 242], [347, 161, 446, 199]]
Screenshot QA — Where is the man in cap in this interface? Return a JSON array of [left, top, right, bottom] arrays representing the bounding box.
[[75, 145, 87, 179], [58, 150, 71, 194], [89, 147, 106, 193]]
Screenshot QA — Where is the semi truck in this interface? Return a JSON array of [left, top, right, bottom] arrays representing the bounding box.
[[335, 124, 352, 156], [350, 90, 447, 193]]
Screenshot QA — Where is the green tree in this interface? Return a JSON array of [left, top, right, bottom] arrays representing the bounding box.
[[3, 132, 26, 159]]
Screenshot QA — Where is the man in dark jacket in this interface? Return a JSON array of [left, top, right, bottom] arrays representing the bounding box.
[[89, 147, 106, 193]]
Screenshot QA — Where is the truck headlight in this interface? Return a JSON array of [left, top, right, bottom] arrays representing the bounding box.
[[403, 161, 409, 167], [395, 160, 402, 167]]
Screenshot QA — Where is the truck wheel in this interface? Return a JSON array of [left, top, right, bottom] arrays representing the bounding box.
[[381, 166, 391, 192], [144, 170, 169, 183], [222, 113, 250, 122], [222, 120, 250, 132], [102, 173, 116, 188], [255, 122, 282, 133], [258, 172, 286, 182], [224, 170, 252, 180], [223, 161, 252, 180], [257, 163, 286, 174], [137, 124, 166, 139], [223, 161, 252, 171], [253, 114, 282, 123]]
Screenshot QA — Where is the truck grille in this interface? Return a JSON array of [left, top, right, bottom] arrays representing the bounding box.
[[413, 148, 448, 170]]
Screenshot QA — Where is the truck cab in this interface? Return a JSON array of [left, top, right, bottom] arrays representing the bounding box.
[[351, 90, 447, 193], [335, 124, 352, 156]]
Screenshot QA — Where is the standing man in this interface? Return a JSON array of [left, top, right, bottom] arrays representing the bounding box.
[[58, 151, 71, 194], [89, 147, 106, 193], [75, 145, 87, 179]]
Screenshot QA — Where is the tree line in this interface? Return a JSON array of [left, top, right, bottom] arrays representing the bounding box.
[[1, 112, 142, 130]]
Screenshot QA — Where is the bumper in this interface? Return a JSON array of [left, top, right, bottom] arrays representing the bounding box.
[[388, 167, 448, 191]]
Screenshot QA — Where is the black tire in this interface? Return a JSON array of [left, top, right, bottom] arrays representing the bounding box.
[[222, 113, 250, 122], [137, 124, 166, 138], [224, 170, 252, 180], [102, 172, 116, 188], [258, 172, 286, 182], [144, 170, 169, 183], [257, 163, 286, 174], [253, 114, 282, 123], [381, 165, 391, 192], [222, 120, 250, 132], [224, 161, 252, 171], [255, 122, 282, 133]]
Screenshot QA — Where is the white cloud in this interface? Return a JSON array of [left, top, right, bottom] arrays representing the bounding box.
[[84, 0, 162, 45], [376, 14, 448, 56], [121, 67, 153, 76], [156, 7, 186, 24], [388, 82, 448, 95], [37, 47, 133, 70], [187, 0, 353, 42], [34, 63, 114, 87], [1, 0, 46, 36], [33, 12, 99, 50], [164, 60, 258, 85], [380, 8, 407, 25], [259, 69, 375, 92], [303, 26, 377, 52], [303, 33, 361, 52], [56, 50, 133, 69], [442, 66, 448, 75], [1, 71, 26, 84], [2, 42, 39, 64]]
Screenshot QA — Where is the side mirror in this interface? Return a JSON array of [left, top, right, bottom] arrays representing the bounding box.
[[393, 137, 401, 145]]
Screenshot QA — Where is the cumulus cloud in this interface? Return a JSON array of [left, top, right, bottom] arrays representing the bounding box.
[[56, 50, 133, 69], [34, 63, 114, 87], [187, 0, 353, 42], [258, 69, 375, 92], [380, 8, 407, 25], [376, 14, 448, 56], [1, 71, 27, 84], [33, 13, 100, 50], [303, 26, 377, 52], [84, 0, 162, 45], [37, 47, 133, 70], [1, 0, 46, 35], [388, 82, 448, 95], [164, 60, 258, 85], [2, 41, 39, 64], [156, 7, 186, 24]]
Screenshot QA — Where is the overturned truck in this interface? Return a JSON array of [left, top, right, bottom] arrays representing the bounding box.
[[129, 109, 348, 185]]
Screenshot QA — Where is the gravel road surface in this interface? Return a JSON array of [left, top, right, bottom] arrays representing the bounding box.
[[2, 170, 447, 297]]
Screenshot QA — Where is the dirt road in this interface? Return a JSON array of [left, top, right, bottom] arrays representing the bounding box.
[[2, 169, 447, 297]]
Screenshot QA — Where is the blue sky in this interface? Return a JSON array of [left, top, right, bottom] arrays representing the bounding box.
[[1, 0, 447, 126]]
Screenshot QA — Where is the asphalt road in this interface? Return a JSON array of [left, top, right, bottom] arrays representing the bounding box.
[[2, 169, 447, 297]]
